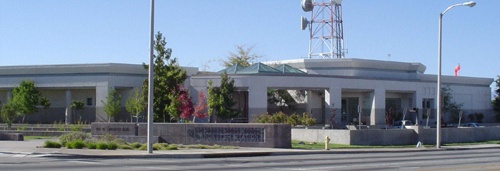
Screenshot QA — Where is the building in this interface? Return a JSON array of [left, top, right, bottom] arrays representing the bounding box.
[[0, 58, 494, 127]]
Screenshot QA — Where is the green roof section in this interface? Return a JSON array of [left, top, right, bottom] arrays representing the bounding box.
[[217, 63, 306, 75], [273, 64, 306, 74], [236, 63, 281, 74], [217, 64, 245, 74]]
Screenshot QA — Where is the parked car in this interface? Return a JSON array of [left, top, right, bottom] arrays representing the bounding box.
[[459, 123, 483, 128], [393, 120, 414, 129]]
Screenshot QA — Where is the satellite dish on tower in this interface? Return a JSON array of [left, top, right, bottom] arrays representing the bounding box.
[[301, 0, 314, 12], [301, 16, 309, 30]]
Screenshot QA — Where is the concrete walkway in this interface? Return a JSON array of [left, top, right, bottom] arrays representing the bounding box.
[[1, 139, 500, 159]]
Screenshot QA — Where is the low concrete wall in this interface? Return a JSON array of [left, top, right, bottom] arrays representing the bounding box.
[[92, 123, 291, 148], [293, 127, 500, 145], [292, 129, 416, 145], [0, 132, 24, 141]]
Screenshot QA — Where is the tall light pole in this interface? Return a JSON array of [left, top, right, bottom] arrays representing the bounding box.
[[437, 1, 475, 148], [147, 0, 155, 154]]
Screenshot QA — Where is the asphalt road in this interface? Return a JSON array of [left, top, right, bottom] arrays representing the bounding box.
[[1, 148, 500, 171]]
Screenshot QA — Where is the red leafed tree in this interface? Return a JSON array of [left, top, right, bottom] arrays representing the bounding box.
[[177, 87, 194, 121], [192, 91, 208, 122]]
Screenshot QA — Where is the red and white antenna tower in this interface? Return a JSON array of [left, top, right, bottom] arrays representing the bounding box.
[[301, 0, 345, 59]]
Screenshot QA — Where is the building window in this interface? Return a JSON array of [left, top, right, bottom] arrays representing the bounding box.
[[87, 98, 93, 106]]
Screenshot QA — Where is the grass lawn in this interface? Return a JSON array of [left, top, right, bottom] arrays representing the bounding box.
[[24, 136, 57, 141]]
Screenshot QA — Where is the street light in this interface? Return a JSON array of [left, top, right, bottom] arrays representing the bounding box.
[[437, 1, 475, 149]]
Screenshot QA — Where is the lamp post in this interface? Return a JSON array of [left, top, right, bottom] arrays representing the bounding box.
[[437, 1, 475, 148], [147, 0, 155, 154]]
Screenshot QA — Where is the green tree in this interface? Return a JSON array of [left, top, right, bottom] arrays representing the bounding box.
[[143, 32, 188, 122], [11, 80, 41, 123], [40, 97, 51, 114], [125, 88, 145, 123], [207, 72, 238, 122], [70, 100, 85, 123], [441, 86, 463, 123], [221, 45, 261, 68], [1, 101, 18, 129], [102, 89, 121, 122], [492, 76, 500, 122]]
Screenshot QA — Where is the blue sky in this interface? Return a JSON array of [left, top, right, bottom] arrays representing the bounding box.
[[1, 1, 499, 83]]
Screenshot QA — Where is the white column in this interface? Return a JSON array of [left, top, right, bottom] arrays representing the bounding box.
[[325, 87, 342, 128], [247, 84, 267, 122], [370, 88, 386, 126], [65, 89, 72, 124], [413, 91, 423, 125], [95, 86, 109, 122]]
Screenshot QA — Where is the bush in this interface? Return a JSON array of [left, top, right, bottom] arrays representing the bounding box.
[[65, 140, 85, 149], [107, 142, 118, 150], [130, 142, 143, 149], [118, 144, 133, 150], [271, 111, 288, 123], [286, 113, 301, 126], [96, 142, 108, 150], [59, 132, 89, 146], [44, 140, 62, 148], [255, 113, 272, 123], [138, 144, 148, 150], [85, 142, 97, 149], [301, 113, 316, 126]]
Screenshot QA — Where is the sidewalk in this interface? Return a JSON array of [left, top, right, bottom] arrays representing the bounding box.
[[1, 139, 500, 159]]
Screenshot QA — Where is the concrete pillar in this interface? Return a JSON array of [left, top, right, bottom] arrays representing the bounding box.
[[413, 92, 423, 125], [370, 88, 386, 126], [65, 89, 72, 124], [95, 86, 109, 122], [247, 84, 267, 122], [325, 87, 342, 128]]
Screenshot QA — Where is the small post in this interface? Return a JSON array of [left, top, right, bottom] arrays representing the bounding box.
[[325, 136, 331, 150]]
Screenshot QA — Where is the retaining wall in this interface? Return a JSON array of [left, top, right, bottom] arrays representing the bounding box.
[[91, 123, 291, 148]]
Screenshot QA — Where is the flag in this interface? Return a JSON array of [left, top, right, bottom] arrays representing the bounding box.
[[454, 64, 461, 76]]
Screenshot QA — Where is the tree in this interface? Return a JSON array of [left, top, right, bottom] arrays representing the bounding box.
[[1, 101, 18, 129], [192, 91, 208, 122], [221, 45, 261, 68], [125, 88, 145, 123], [102, 89, 121, 122], [177, 86, 194, 122], [143, 31, 188, 122], [441, 86, 463, 123], [40, 97, 51, 115], [10, 80, 41, 123], [493, 76, 500, 122], [70, 100, 85, 123], [207, 72, 238, 122]]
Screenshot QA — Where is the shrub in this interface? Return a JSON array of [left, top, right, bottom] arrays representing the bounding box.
[[286, 113, 301, 126], [138, 144, 148, 150], [255, 113, 272, 123], [96, 142, 108, 150], [271, 111, 288, 123], [107, 142, 118, 150], [44, 140, 62, 148], [85, 142, 97, 149], [65, 140, 85, 149], [130, 142, 143, 149], [164, 144, 178, 150], [118, 144, 133, 150], [301, 113, 316, 127], [59, 132, 89, 146]]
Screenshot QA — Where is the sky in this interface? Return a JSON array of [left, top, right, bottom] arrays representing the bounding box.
[[1, 1, 499, 86]]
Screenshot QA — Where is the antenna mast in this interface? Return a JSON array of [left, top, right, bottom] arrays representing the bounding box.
[[301, 0, 345, 59]]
